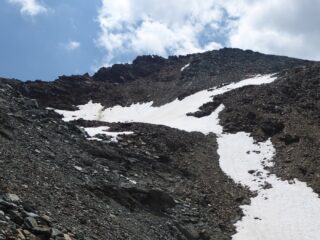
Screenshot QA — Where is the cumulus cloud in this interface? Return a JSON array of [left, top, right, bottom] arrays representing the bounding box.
[[97, 0, 227, 65], [8, 0, 47, 16], [96, 0, 320, 65], [228, 0, 320, 60], [64, 41, 81, 51]]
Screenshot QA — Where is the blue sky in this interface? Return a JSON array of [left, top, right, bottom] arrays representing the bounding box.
[[0, 0, 103, 80], [0, 0, 319, 81]]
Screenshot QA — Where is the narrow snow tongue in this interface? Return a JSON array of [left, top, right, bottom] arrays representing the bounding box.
[[217, 129, 320, 240]]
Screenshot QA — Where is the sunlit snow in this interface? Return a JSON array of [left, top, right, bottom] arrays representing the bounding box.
[[55, 74, 320, 240], [84, 126, 133, 142], [181, 63, 190, 72], [56, 74, 276, 134]]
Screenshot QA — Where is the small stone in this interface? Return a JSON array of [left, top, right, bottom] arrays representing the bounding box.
[[262, 182, 273, 189], [74, 166, 83, 171], [8, 210, 24, 225], [0, 199, 17, 210], [25, 211, 38, 218], [179, 224, 200, 239], [22, 230, 31, 236], [64, 234, 72, 240], [4, 194, 20, 203], [0, 220, 8, 226], [32, 226, 51, 235], [34, 149, 41, 154], [51, 228, 63, 237], [25, 217, 38, 229], [16, 229, 26, 240], [40, 215, 51, 224], [200, 229, 211, 240]]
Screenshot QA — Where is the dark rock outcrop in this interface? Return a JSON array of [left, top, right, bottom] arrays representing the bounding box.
[[9, 48, 309, 110]]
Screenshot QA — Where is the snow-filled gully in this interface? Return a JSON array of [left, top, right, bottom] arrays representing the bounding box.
[[55, 75, 320, 240]]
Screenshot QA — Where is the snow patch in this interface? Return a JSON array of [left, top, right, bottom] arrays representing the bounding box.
[[74, 166, 83, 171], [217, 121, 320, 239], [56, 75, 274, 134], [233, 179, 320, 240], [181, 63, 190, 72], [55, 101, 105, 122], [217, 130, 274, 192], [84, 126, 133, 142]]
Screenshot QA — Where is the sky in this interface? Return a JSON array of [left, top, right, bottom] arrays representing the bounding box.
[[0, 0, 319, 81]]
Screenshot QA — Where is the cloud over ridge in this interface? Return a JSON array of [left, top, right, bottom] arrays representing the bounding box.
[[97, 0, 320, 65], [97, 0, 229, 65]]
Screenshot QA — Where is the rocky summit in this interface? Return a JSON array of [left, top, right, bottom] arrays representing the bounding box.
[[0, 48, 319, 240]]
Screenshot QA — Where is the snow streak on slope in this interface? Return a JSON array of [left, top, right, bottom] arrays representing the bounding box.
[[218, 133, 320, 240], [84, 126, 133, 142], [181, 63, 190, 72], [55, 74, 320, 240]]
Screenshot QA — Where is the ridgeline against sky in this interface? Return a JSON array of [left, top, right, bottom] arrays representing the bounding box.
[[1, 0, 320, 80]]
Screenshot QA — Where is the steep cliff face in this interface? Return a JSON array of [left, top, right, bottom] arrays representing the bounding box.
[[0, 48, 319, 240]]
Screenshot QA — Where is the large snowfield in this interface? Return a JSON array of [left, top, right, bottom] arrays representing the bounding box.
[[55, 75, 320, 240]]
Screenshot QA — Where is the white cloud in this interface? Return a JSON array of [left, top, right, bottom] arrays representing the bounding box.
[[226, 0, 320, 60], [64, 41, 81, 51], [97, 0, 225, 65], [8, 0, 47, 16], [97, 0, 320, 65]]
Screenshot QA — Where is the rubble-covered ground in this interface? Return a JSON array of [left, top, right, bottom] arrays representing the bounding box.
[[194, 63, 320, 194], [1, 48, 319, 239], [0, 81, 250, 239]]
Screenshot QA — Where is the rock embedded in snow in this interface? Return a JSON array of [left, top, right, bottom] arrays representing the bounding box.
[[84, 126, 134, 142]]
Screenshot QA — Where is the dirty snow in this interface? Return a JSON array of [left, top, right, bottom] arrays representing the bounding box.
[[55, 74, 320, 239], [55, 74, 275, 134], [217, 129, 320, 240], [84, 126, 133, 142], [181, 63, 190, 72], [55, 101, 105, 122], [74, 166, 84, 171]]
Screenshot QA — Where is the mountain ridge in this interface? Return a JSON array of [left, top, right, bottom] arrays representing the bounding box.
[[6, 48, 311, 110], [0, 48, 319, 240]]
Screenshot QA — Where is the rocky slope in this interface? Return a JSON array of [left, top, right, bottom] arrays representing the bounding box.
[[0, 80, 251, 240], [9, 48, 309, 110], [0, 48, 318, 240], [199, 63, 320, 193]]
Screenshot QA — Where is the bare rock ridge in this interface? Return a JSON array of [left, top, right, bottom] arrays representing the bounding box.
[[0, 48, 318, 240], [10, 48, 309, 109]]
